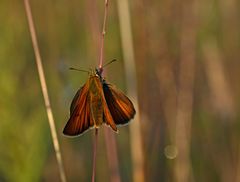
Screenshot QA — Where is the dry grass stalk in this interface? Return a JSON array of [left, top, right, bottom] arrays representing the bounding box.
[[116, 0, 145, 182], [174, 0, 197, 181], [23, 0, 67, 182]]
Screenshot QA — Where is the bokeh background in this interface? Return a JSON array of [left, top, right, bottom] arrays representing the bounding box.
[[1, 0, 240, 181]]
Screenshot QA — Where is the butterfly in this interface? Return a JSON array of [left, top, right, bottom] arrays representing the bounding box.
[[63, 66, 136, 136]]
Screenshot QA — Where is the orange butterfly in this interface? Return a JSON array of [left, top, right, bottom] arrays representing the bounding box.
[[63, 66, 135, 136]]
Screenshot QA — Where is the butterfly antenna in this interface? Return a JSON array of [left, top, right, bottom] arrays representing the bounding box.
[[103, 59, 117, 68], [69, 67, 89, 73]]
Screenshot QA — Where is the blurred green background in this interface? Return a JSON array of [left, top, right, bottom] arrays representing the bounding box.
[[1, 0, 240, 181]]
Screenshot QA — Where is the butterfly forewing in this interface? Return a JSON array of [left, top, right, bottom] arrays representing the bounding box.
[[103, 82, 136, 125], [63, 80, 94, 136], [70, 87, 82, 115]]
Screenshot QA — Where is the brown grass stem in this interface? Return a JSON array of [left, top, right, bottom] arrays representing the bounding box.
[[104, 127, 121, 182], [174, 1, 196, 181], [116, 0, 145, 181], [23, 1, 67, 182], [98, 0, 109, 69], [91, 129, 98, 182], [91, 0, 110, 181]]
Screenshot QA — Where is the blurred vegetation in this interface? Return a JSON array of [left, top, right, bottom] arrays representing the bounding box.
[[0, 0, 240, 182]]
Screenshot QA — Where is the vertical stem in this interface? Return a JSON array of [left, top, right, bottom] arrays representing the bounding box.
[[92, 1, 109, 181], [104, 127, 121, 182], [174, 0, 196, 181], [116, 0, 145, 182], [99, 0, 109, 70], [23, 1, 67, 182], [91, 129, 98, 182]]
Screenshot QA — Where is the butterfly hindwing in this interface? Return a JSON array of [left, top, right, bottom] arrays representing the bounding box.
[[90, 76, 118, 132], [103, 82, 136, 125]]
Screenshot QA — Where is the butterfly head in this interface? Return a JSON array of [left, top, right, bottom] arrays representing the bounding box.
[[95, 67, 103, 78], [94, 59, 116, 78]]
